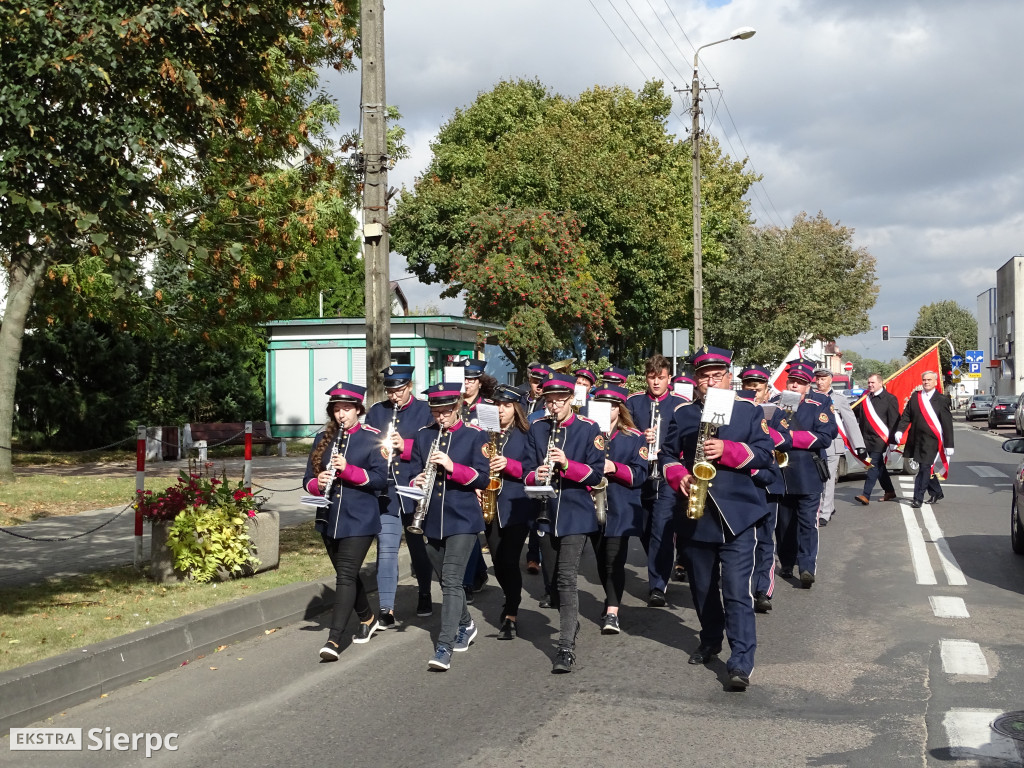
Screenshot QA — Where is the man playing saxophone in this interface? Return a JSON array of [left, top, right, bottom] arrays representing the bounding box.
[[660, 346, 775, 690], [408, 383, 490, 671]]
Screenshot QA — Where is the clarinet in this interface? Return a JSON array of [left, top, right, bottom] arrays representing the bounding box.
[[407, 427, 446, 534], [536, 419, 559, 526], [321, 430, 346, 505]]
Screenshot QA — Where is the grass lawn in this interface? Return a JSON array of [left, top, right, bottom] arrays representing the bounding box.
[[0, 521, 355, 673], [0, 475, 138, 527]]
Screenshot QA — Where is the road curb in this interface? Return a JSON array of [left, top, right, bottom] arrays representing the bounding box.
[[0, 553, 406, 730]]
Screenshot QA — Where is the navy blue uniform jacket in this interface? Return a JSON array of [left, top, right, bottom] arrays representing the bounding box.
[[774, 391, 838, 495], [365, 396, 434, 516], [493, 427, 537, 529], [303, 424, 389, 539], [659, 396, 774, 543], [408, 420, 490, 539], [626, 391, 688, 465], [525, 413, 605, 537], [602, 426, 649, 538]]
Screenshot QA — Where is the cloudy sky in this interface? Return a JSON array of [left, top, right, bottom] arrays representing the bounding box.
[[323, 0, 1024, 362]]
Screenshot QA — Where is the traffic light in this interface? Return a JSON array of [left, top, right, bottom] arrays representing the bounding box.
[[881, 325, 889, 341]]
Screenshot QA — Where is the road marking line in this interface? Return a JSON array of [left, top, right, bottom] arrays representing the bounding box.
[[930, 596, 969, 618], [940, 639, 989, 675], [968, 465, 1006, 478], [921, 506, 968, 586], [900, 504, 937, 584], [943, 709, 1019, 761]]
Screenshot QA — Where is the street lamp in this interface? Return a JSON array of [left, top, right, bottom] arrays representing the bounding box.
[[691, 26, 756, 349]]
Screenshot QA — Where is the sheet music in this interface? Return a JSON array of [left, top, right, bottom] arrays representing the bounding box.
[[760, 402, 778, 419], [701, 387, 735, 426], [674, 382, 694, 400], [572, 383, 589, 408], [396, 485, 426, 500], [587, 399, 612, 434], [300, 495, 331, 508], [476, 403, 501, 432], [524, 485, 556, 499], [444, 366, 465, 388], [779, 390, 801, 412]]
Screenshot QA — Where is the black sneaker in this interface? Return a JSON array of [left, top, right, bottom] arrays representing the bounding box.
[[352, 617, 379, 644], [647, 589, 667, 607], [497, 618, 517, 640], [601, 613, 621, 635], [319, 640, 340, 661], [672, 564, 688, 582], [727, 669, 750, 690], [416, 593, 432, 617], [779, 566, 794, 579], [551, 647, 575, 673], [378, 611, 396, 630]]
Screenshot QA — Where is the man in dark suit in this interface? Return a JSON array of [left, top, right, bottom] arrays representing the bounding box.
[[853, 373, 901, 505], [895, 371, 954, 508]]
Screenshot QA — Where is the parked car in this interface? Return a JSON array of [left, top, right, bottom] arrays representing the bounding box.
[[1015, 393, 1024, 435], [1000, 437, 1024, 553], [837, 444, 918, 479], [966, 394, 995, 421], [988, 396, 1019, 429]]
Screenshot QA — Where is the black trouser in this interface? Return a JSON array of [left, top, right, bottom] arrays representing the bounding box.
[[424, 533, 476, 651], [862, 449, 895, 496], [589, 532, 628, 609], [552, 534, 587, 649], [321, 534, 375, 642], [491, 522, 530, 616], [913, 461, 942, 503]]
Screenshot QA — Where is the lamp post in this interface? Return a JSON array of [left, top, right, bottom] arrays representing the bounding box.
[[691, 26, 755, 349]]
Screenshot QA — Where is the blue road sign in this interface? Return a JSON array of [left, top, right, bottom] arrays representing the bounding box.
[[965, 349, 984, 375], [950, 354, 964, 369]]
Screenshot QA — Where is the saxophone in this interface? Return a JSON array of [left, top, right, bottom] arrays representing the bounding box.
[[481, 430, 502, 525], [687, 420, 718, 520], [407, 426, 446, 534], [591, 430, 609, 527]]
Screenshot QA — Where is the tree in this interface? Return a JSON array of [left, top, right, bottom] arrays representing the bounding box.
[[0, 0, 358, 479], [390, 78, 757, 367], [904, 300, 978, 373], [450, 208, 616, 367], [704, 212, 878, 366], [841, 350, 904, 385]]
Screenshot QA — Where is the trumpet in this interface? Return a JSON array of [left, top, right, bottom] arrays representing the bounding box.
[[407, 427, 446, 534], [648, 401, 661, 479], [481, 430, 502, 524]]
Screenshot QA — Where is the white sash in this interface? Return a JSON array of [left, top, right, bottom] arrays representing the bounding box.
[[863, 394, 891, 444], [918, 391, 949, 480], [835, 411, 868, 466]]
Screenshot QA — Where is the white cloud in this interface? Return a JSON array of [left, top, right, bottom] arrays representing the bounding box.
[[327, 0, 1024, 354]]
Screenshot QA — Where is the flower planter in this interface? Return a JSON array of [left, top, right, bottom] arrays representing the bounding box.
[[149, 510, 279, 584]]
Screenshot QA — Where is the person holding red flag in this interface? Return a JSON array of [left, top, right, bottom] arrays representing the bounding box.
[[853, 373, 901, 506], [895, 371, 954, 508]]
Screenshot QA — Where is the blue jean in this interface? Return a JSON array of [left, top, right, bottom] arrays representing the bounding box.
[[376, 513, 403, 612], [424, 534, 475, 651]]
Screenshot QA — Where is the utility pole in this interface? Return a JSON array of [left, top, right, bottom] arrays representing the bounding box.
[[361, 0, 390, 405], [690, 64, 704, 350]]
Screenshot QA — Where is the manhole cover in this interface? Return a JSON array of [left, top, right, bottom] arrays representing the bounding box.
[[992, 711, 1024, 741]]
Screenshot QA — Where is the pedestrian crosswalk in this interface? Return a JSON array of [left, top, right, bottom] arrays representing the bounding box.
[[892, 476, 1021, 760]]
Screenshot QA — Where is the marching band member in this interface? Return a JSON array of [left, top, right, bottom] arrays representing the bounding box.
[[601, 366, 630, 387], [483, 384, 536, 640], [588, 384, 648, 634], [573, 367, 598, 416], [460, 358, 496, 425], [526, 372, 605, 673], [739, 365, 791, 614], [365, 365, 436, 626], [303, 382, 389, 661], [660, 346, 774, 690], [409, 383, 491, 671], [771, 360, 837, 588], [520, 362, 550, 418], [671, 375, 696, 581], [627, 354, 687, 606]]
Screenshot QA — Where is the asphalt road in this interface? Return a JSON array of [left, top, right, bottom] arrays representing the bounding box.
[[8, 418, 1024, 768]]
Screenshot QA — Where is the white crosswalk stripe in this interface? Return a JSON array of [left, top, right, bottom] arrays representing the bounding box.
[[940, 640, 989, 675], [929, 596, 969, 618], [942, 709, 1020, 761], [920, 507, 968, 586], [967, 465, 1007, 478]]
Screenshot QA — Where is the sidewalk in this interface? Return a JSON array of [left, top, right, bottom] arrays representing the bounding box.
[[0, 453, 413, 730]]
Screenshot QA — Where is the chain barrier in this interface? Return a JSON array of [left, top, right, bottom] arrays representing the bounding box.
[[251, 481, 305, 493], [0, 502, 135, 542], [0, 434, 136, 455]]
